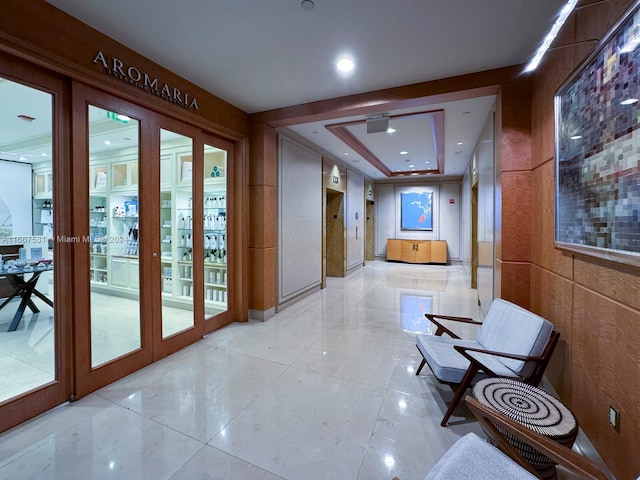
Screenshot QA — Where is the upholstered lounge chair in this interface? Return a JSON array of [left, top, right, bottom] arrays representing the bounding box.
[[424, 396, 607, 480], [415, 298, 560, 426]]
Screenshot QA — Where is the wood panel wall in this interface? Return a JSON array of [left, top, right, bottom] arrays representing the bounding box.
[[530, 1, 639, 478]]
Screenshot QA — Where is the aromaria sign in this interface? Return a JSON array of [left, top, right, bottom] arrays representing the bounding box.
[[92, 51, 199, 111]]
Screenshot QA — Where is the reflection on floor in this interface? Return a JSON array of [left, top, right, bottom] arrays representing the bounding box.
[[0, 290, 198, 400], [0, 262, 610, 479]]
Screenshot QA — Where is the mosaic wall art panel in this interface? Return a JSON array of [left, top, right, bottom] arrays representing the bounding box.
[[555, 1, 640, 265]]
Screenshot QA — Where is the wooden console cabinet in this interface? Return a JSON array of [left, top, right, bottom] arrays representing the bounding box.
[[386, 239, 447, 264]]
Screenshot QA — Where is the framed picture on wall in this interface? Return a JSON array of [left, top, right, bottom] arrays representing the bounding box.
[[401, 191, 433, 230], [554, 1, 640, 267]]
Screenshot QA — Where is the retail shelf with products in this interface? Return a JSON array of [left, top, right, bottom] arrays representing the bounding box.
[[35, 143, 229, 312]]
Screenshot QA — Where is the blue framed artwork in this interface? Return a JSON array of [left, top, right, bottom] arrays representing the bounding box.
[[401, 191, 433, 230], [555, 1, 640, 267]]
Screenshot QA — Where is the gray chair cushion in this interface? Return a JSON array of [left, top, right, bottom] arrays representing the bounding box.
[[424, 433, 539, 480], [476, 299, 553, 377], [416, 335, 517, 384]]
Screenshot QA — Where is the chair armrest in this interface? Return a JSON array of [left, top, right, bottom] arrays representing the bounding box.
[[465, 396, 608, 480], [453, 345, 544, 378], [425, 313, 482, 339], [454, 345, 543, 363]]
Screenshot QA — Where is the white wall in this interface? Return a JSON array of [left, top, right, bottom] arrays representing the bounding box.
[[278, 135, 322, 305], [476, 111, 495, 314], [346, 170, 364, 270], [0, 160, 32, 237], [460, 161, 472, 280], [439, 182, 461, 260], [375, 184, 395, 257], [374, 182, 461, 260]]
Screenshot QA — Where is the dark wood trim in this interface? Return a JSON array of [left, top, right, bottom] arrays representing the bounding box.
[[325, 109, 445, 177], [249, 66, 518, 127]]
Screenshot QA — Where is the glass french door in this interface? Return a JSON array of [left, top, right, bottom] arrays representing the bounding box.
[[72, 84, 153, 396], [0, 54, 71, 433], [72, 86, 234, 394]]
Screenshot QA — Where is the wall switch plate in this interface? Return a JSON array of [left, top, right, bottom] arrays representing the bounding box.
[[609, 406, 620, 432]]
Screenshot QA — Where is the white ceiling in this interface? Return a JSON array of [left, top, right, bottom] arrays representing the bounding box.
[[8, 1, 568, 178]]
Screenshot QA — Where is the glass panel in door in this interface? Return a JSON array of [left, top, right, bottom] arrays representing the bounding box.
[[0, 77, 55, 402], [88, 105, 141, 367], [203, 143, 228, 318], [160, 129, 194, 338]]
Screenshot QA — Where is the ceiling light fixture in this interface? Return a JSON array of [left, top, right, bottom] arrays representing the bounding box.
[[386, 127, 396, 133], [621, 98, 639, 105], [336, 56, 355, 75], [400, 151, 408, 155], [301, 0, 314, 11], [524, 0, 578, 72]]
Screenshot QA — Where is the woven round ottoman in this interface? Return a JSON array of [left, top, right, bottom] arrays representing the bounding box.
[[472, 378, 578, 480]]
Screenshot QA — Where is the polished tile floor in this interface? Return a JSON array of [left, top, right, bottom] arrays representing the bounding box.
[[0, 262, 606, 479]]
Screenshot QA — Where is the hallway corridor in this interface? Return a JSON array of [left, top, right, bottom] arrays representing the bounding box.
[[0, 262, 501, 479]]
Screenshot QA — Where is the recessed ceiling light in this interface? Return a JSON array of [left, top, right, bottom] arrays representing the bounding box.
[[425, 161, 430, 164], [409, 165, 415, 168], [104, 140, 111, 145], [336, 56, 355, 74], [456, 141, 463, 145], [301, 0, 314, 11], [621, 98, 638, 105], [400, 151, 408, 155], [386, 127, 396, 133], [343, 152, 350, 156], [570, 135, 582, 140]]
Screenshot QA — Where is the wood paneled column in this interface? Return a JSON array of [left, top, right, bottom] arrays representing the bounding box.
[[248, 122, 277, 320], [495, 77, 533, 309]]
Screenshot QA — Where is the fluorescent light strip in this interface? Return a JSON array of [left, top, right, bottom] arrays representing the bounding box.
[[524, 0, 579, 73]]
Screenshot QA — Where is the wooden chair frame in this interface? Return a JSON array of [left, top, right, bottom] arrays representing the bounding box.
[[465, 395, 608, 480], [416, 313, 560, 426]]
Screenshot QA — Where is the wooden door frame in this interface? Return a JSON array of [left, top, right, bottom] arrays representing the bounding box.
[[71, 82, 155, 397], [0, 52, 72, 432]]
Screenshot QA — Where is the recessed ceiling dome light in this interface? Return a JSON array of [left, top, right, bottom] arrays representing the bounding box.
[[400, 151, 408, 155], [386, 127, 396, 133], [570, 135, 582, 140], [336, 57, 355, 74], [301, 0, 314, 11], [621, 98, 638, 105]]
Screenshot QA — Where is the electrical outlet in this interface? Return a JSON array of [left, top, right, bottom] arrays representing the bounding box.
[[609, 406, 620, 432]]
